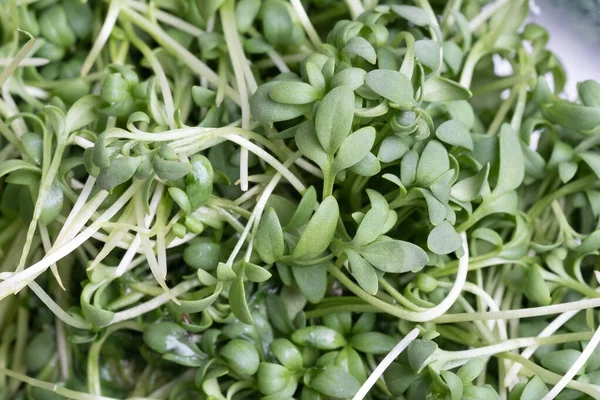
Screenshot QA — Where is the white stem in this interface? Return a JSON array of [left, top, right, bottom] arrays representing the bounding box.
[[223, 133, 306, 193], [115, 182, 163, 276], [81, 0, 121, 76], [27, 282, 91, 329], [543, 325, 600, 400], [111, 279, 200, 324], [504, 310, 578, 388], [124, 0, 204, 37], [221, 0, 251, 192], [0, 57, 48, 67], [0, 184, 137, 300], [434, 296, 600, 324], [403, 232, 469, 322], [353, 328, 420, 400], [468, 0, 510, 31], [290, 0, 323, 47]]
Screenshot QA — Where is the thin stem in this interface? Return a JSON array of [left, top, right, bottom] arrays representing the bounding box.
[[543, 324, 600, 400], [353, 328, 420, 400]]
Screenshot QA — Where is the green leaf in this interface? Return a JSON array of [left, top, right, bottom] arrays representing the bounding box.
[[353, 190, 389, 246], [296, 121, 327, 169], [261, 0, 293, 45], [292, 196, 339, 261], [542, 100, 600, 132], [291, 326, 347, 350], [365, 69, 415, 109], [39, 6, 76, 47], [192, 86, 216, 107], [65, 95, 102, 133], [270, 339, 303, 371], [541, 349, 582, 375], [315, 86, 355, 154], [427, 221, 462, 255], [494, 124, 524, 196], [519, 375, 549, 400], [333, 127, 376, 172], [286, 186, 317, 231], [183, 240, 221, 270], [524, 265, 551, 306], [235, 0, 261, 33], [579, 152, 600, 180], [440, 371, 463, 400], [343, 36, 377, 64], [26, 331, 56, 373], [266, 295, 294, 334], [153, 158, 191, 181], [350, 153, 381, 177], [0, 160, 40, 179], [422, 77, 472, 102], [143, 322, 206, 367], [198, 0, 226, 20], [336, 346, 366, 383], [308, 365, 360, 398], [186, 155, 214, 209], [436, 120, 473, 150], [443, 41, 463, 75], [415, 39, 441, 71], [251, 81, 311, 123], [350, 332, 396, 354], [558, 161, 578, 183], [39, 179, 64, 225], [292, 263, 327, 303], [408, 339, 438, 372], [416, 140, 450, 186], [269, 81, 320, 105], [377, 135, 411, 163], [305, 62, 326, 93], [418, 188, 446, 226], [346, 251, 378, 295], [257, 362, 293, 395], [456, 358, 484, 383], [578, 80, 600, 107], [361, 239, 428, 273], [462, 385, 499, 400], [256, 208, 285, 264], [385, 363, 419, 396], [331, 68, 366, 90], [169, 187, 191, 214], [97, 157, 142, 190], [451, 164, 490, 202], [244, 262, 272, 282], [220, 339, 260, 376], [391, 5, 430, 26], [401, 150, 419, 186], [229, 274, 254, 325]]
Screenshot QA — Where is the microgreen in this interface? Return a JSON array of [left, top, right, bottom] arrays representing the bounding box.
[[1, 1, 600, 400]]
